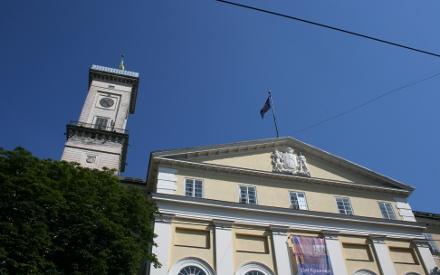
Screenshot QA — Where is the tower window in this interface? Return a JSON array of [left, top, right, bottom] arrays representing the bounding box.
[[335, 197, 354, 215], [378, 202, 397, 219], [185, 178, 203, 198], [290, 191, 308, 210], [95, 117, 109, 130], [239, 185, 257, 204]]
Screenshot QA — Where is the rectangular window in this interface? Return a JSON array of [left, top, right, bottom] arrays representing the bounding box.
[[335, 197, 354, 215], [378, 202, 397, 219], [239, 185, 257, 204], [185, 178, 203, 198], [290, 191, 308, 210], [424, 233, 440, 255], [95, 117, 109, 130]]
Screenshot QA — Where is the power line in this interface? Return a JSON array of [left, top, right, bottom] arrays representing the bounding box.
[[215, 0, 440, 58], [289, 71, 440, 135]]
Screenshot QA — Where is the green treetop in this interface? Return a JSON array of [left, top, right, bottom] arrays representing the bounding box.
[[0, 147, 160, 275]]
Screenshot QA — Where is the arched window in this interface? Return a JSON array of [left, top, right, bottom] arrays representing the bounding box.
[[353, 270, 378, 275], [169, 257, 215, 275], [235, 262, 275, 275], [178, 266, 206, 275]]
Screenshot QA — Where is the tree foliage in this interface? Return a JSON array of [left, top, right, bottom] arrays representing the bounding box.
[[0, 147, 160, 274]]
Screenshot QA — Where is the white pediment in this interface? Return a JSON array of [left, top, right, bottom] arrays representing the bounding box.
[[149, 137, 414, 192]]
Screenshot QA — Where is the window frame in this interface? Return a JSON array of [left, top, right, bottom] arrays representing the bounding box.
[[94, 116, 110, 130], [334, 196, 354, 215], [424, 233, 440, 255], [184, 178, 204, 198], [238, 185, 257, 205], [289, 191, 308, 210], [377, 202, 397, 220]]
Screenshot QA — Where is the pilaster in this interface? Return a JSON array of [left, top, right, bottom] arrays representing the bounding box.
[[269, 225, 293, 275], [413, 239, 437, 274], [369, 234, 396, 275], [321, 230, 347, 275], [213, 219, 234, 275], [150, 214, 175, 275]]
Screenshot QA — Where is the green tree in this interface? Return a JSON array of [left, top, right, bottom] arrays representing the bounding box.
[[0, 147, 160, 275]]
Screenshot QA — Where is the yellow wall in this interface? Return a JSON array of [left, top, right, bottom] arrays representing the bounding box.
[[169, 218, 215, 271], [339, 236, 381, 275], [198, 149, 383, 187], [174, 168, 400, 219], [386, 239, 426, 275], [232, 226, 275, 273]]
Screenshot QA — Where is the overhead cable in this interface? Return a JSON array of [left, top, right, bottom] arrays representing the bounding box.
[[289, 72, 440, 135], [215, 0, 440, 58]]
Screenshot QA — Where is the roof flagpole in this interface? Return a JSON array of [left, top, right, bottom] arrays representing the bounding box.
[[269, 91, 280, 138], [119, 54, 125, 70]]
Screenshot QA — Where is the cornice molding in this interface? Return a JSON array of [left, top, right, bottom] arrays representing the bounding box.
[[412, 239, 430, 248], [269, 225, 290, 235], [153, 157, 410, 196], [369, 234, 387, 243], [149, 136, 414, 192], [212, 219, 234, 229], [321, 230, 340, 240], [154, 213, 175, 223], [152, 193, 425, 232]]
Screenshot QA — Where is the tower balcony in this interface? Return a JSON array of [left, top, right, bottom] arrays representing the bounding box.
[[69, 121, 128, 134]]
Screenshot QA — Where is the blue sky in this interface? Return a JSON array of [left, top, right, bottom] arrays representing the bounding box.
[[1, 0, 439, 213]]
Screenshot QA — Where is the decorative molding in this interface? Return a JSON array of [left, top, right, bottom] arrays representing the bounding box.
[[269, 225, 290, 235], [272, 147, 311, 177], [213, 219, 234, 229], [153, 213, 175, 223], [149, 136, 415, 192], [369, 234, 387, 243], [412, 239, 430, 248], [152, 157, 410, 196], [153, 193, 427, 240], [321, 230, 340, 240]]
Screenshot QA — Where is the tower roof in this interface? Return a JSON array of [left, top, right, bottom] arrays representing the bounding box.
[[89, 65, 140, 114]]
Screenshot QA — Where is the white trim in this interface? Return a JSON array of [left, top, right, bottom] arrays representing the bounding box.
[[352, 269, 378, 275], [238, 185, 258, 205], [235, 262, 275, 275], [185, 178, 204, 198], [369, 235, 397, 275], [152, 157, 410, 196], [289, 191, 308, 210], [168, 257, 215, 275], [153, 193, 426, 239], [334, 196, 354, 215], [149, 136, 414, 191]]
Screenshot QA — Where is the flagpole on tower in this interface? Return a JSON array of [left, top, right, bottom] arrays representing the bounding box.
[[119, 54, 125, 70], [268, 91, 279, 138]]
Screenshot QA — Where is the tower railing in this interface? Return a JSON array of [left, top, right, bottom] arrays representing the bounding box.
[[69, 121, 129, 134]]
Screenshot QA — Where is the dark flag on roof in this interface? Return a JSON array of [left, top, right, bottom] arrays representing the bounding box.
[[260, 97, 271, 118]]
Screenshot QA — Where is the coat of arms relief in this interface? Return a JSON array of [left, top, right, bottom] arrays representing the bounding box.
[[272, 147, 311, 177]]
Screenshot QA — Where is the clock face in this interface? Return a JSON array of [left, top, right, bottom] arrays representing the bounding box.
[[100, 98, 115, 108]]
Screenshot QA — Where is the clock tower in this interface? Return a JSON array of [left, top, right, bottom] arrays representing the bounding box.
[[61, 65, 140, 174]]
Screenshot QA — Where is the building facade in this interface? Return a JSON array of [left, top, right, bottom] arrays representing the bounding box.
[[145, 137, 439, 275], [61, 65, 140, 174]]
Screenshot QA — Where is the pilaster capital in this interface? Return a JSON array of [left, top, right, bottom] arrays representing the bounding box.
[[213, 219, 234, 229], [369, 234, 387, 244], [269, 225, 290, 235], [154, 213, 175, 223], [321, 230, 340, 240], [412, 239, 430, 248]]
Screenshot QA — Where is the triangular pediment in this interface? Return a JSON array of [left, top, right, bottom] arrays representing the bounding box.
[[149, 137, 414, 192]]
